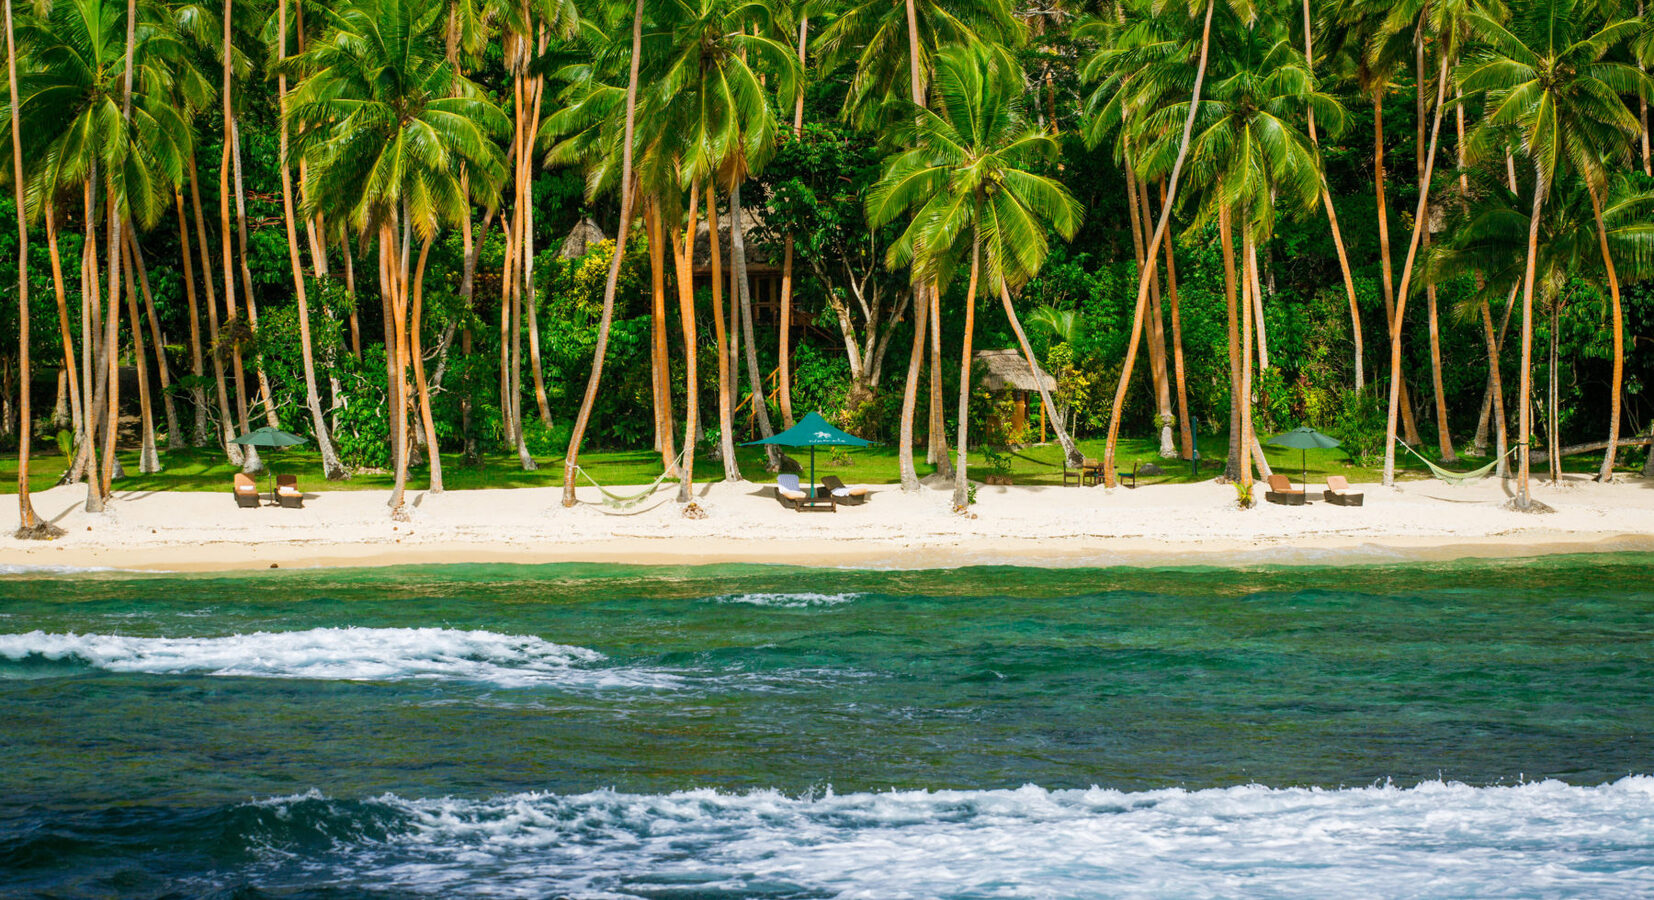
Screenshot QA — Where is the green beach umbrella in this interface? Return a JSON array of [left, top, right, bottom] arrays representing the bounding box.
[[744, 412, 873, 498], [1266, 426, 1342, 490], [230, 426, 308, 449], [230, 427, 307, 498]]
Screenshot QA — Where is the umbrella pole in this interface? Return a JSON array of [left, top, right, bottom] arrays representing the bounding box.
[[810, 447, 817, 499]]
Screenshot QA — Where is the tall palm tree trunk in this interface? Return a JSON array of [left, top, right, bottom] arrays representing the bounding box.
[[219, 0, 258, 472], [928, 285, 951, 475], [121, 239, 160, 473], [99, 0, 140, 499], [897, 282, 928, 491], [1303, 0, 1362, 389], [230, 118, 277, 429], [646, 202, 679, 473], [1162, 183, 1191, 460], [1219, 199, 1242, 481], [1240, 228, 1256, 488], [1417, 39, 1453, 462], [952, 235, 981, 510], [1588, 183, 1625, 481], [1381, 56, 1449, 485], [410, 235, 441, 493], [44, 206, 83, 443], [7, 0, 51, 536], [172, 191, 209, 446], [562, 0, 645, 506], [277, 0, 347, 480], [673, 185, 702, 503], [731, 182, 778, 469], [126, 233, 181, 453], [1102, 0, 1214, 484], [1372, 88, 1422, 445], [384, 221, 412, 519], [1136, 174, 1175, 458], [707, 183, 741, 480], [187, 153, 240, 463], [777, 12, 807, 430]]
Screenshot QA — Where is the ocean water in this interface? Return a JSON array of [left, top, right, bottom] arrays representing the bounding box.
[[1, 555, 1652, 898]]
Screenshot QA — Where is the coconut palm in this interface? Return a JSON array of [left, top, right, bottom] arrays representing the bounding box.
[[821, 0, 1022, 489], [560, 0, 645, 508], [273, 0, 347, 480], [289, 0, 509, 518], [7, 0, 55, 537], [1135, 31, 1340, 491], [1458, 0, 1649, 505], [1429, 171, 1654, 468], [17, 0, 190, 505], [867, 43, 1082, 510]]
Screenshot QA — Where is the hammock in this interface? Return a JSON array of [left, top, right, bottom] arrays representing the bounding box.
[[573, 448, 689, 510], [1398, 442, 1519, 486]]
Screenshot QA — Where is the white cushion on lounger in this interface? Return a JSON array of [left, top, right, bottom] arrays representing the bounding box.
[[830, 487, 868, 498], [779, 488, 807, 500], [277, 486, 301, 496], [235, 485, 257, 494]]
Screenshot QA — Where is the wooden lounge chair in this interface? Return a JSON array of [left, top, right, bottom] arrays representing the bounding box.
[[1323, 475, 1365, 507], [821, 475, 868, 506], [275, 474, 304, 509], [1063, 456, 1097, 486], [776, 474, 834, 512], [233, 473, 261, 508], [1264, 473, 1307, 506], [1116, 461, 1139, 489]]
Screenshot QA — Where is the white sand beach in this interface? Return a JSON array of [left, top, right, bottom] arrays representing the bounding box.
[[4, 473, 1653, 571]]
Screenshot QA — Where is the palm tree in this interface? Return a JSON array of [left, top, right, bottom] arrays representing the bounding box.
[[7, 0, 56, 537], [290, 0, 509, 518], [1122, 30, 1340, 490], [561, 0, 644, 507], [19, 0, 188, 505], [1459, 0, 1648, 504], [275, 0, 348, 480], [868, 43, 1082, 510], [821, 0, 1020, 489], [1088, 0, 1224, 483]]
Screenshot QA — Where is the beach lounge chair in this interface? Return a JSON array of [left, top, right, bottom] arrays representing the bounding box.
[[776, 474, 834, 512], [1265, 473, 1307, 506], [275, 474, 304, 509], [821, 475, 869, 506], [233, 473, 261, 508], [1323, 475, 1365, 507]]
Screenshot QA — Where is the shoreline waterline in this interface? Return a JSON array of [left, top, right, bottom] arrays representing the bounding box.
[[4, 529, 1654, 573]]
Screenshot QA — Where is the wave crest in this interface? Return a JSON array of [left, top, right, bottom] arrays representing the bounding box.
[[0, 627, 678, 689]]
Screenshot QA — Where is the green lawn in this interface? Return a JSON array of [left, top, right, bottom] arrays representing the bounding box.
[[3, 433, 1623, 495]]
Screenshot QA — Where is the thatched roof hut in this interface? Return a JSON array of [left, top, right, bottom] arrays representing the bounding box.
[[559, 218, 608, 259], [691, 211, 775, 271], [975, 349, 1056, 393]]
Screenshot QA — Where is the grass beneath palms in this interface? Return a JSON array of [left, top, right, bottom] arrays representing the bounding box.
[[3, 431, 1622, 496]]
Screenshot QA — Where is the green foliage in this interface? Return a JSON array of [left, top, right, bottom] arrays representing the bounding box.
[[1331, 389, 1388, 468]]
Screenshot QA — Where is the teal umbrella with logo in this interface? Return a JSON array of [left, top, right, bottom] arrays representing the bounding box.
[[744, 412, 872, 498]]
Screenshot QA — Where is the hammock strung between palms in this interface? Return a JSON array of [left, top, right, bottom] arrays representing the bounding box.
[[574, 448, 689, 510], [1397, 442, 1519, 486]]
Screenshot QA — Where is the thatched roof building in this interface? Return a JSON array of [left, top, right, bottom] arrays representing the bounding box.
[[975, 349, 1056, 392], [690, 212, 775, 271], [559, 218, 608, 259]]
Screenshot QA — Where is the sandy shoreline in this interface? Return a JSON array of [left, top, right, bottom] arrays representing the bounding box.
[[4, 471, 1654, 573]]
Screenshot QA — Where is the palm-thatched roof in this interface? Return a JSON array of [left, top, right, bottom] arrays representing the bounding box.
[[975, 349, 1056, 392], [559, 218, 607, 259], [691, 211, 775, 270]]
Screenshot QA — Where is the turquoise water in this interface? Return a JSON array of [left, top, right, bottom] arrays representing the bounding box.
[[2, 555, 1652, 897]]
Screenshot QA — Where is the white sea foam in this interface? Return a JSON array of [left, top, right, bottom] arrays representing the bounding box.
[[714, 591, 863, 608], [0, 627, 679, 689], [249, 777, 1654, 898]]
